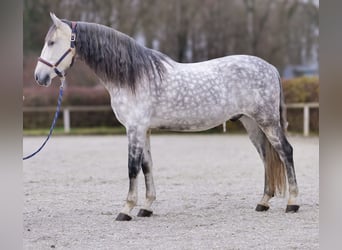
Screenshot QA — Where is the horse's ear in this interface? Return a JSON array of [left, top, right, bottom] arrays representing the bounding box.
[[50, 12, 63, 28]]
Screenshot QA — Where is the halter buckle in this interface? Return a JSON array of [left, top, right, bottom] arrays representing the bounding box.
[[71, 33, 76, 42]]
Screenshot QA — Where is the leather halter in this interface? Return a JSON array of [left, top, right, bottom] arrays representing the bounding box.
[[38, 21, 77, 78]]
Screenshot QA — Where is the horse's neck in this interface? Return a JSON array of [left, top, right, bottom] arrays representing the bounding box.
[[76, 22, 169, 93]]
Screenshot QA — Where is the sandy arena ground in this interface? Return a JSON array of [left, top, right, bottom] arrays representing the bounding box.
[[23, 134, 319, 249]]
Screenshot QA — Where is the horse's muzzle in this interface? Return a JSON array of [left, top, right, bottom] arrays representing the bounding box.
[[35, 73, 51, 86]]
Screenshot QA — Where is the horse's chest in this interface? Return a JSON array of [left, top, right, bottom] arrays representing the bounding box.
[[109, 91, 151, 127]]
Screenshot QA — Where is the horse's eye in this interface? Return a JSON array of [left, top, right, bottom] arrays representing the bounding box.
[[47, 41, 55, 46]]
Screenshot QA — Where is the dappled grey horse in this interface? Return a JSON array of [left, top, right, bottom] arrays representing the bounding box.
[[34, 13, 299, 221]]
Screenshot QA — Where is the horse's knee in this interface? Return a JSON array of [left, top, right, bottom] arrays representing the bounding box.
[[128, 146, 143, 179], [128, 165, 141, 179]]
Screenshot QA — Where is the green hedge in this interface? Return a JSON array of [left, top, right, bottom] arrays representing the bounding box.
[[282, 76, 319, 103]]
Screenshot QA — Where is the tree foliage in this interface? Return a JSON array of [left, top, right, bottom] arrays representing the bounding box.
[[24, 0, 318, 71]]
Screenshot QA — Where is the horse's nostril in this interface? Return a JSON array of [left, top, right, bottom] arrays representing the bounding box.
[[43, 75, 50, 84], [34, 73, 50, 86]]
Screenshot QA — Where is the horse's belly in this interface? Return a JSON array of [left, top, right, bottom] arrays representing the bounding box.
[[152, 121, 225, 132], [150, 104, 234, 131]]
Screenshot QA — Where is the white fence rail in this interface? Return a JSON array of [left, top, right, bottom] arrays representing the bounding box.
[[23, 102, 319, 136], [285, 102, 319, 136]]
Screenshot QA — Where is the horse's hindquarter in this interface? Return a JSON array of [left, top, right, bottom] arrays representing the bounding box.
[[150, 55, 281, 131]]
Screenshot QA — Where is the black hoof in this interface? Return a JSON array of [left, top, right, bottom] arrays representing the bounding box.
[[255, 204, 269, 212], [115, 213, 132, 221], [137, 209, 153, 217], [286, 205, 300, 213]]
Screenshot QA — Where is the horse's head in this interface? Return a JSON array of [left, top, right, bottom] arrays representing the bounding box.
[[34, 13, 76, 86]]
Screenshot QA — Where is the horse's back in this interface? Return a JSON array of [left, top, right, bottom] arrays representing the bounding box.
[[165, 55, 279, 95], [148, 55, 281, 131]]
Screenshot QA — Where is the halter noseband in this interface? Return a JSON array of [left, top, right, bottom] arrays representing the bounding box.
[[38, 21, 77, 78]]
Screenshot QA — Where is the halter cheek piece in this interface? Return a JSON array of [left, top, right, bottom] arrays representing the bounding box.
[[38, 21, 77, 78]]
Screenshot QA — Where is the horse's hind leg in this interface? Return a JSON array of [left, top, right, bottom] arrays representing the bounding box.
[[261, 124, 300, 212], [137, 130, 156, 217], [240, 116, 274, 211], [116, 127, 146, 221]]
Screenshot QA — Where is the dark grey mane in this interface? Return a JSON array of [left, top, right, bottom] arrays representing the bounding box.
[[62, 20, 169, 92]]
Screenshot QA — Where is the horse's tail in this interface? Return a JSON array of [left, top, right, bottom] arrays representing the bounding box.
[[278, 74, 288, 132], [264, 71, 287, 197], [265, 136, 287, 197]]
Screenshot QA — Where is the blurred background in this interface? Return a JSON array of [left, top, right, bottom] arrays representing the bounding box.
[[23, 0, 319, 135]]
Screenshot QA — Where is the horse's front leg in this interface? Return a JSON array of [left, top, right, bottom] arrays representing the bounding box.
[[116, 127, 146, 221], [137, 130, 156, 217]]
